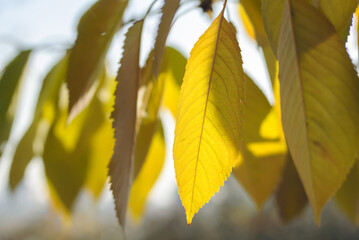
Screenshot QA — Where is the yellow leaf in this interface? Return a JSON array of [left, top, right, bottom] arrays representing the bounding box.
[[173, 5, 245, 225], [233, 75, 286, 208], [153, 0, 180, 77], [162, 47, 187, 117], [44, 64, 110, 214], [134, 51, 165, 178], [335, 161, 359, 225], [277, 0, 359, 224], [109, 20, 144, 225], [85, 78, 115, 197], [129, 121, 165, 220], [276, 155, 308, 223], [238, 4, 255, 40], [239, 0, 268, 47]]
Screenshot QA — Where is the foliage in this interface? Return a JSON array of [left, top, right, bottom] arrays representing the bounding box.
[[2, 0, 359, 235]]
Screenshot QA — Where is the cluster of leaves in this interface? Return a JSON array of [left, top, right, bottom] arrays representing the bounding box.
[[2, 0, 359, 233]]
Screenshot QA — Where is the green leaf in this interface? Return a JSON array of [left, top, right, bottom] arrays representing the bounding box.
[[44, 82, 105, 212], [0, 50, 31, 147], [153, 0, 180, 77], [276, 155, 308, 223], [66, 0, 128, 119], [9, 56, 67, 189], [109, 20, 144, 225], [277, 0, 359, 224]]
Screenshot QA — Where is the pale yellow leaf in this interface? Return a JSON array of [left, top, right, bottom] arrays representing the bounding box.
[[173, 6, 245, 224], [277, 0, 359, 224]]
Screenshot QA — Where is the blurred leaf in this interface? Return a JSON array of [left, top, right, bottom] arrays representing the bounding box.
[[238, 4, 255, 40], [129, 121, 165, 220], [0, 50, 31, 126], [277, 0, 359, 224], [109, 20, 144, 225], [239, 0, 267, 47], [173, 8, 245, 225], [335, 161, 359, 225], [134, 52, 165, 178], [0, 50, 31, 150], [233, 74, 286, 208], [357, 7, 359, 61], [153, 0, 180, 77], [9, 57, 68, 189], [85, 74, 116, 198], [162, 47, 186, 118], [44, 89, 104, 212], [66, 0, 128, 120], [313, 0, 357, 41], [239, 0, 277, 87], [44, 126, 90, 212], [276, 155, 308, 223]]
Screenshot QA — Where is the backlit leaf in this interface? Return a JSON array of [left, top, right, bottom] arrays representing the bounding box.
[[276, 155, 308, 223], [277, 0, 359, 224], [162, 47, 186, 117], [0, 50, 31, 150], [173, 6, 245, 224], [239, 0, 267, 47], [109, 20, 144, 225], [313, 0, 358, 41], [134, 52, 165, 178], [9, 57, 67, 189], [153, 0, 180, 77], [44, 78, 107, 211], [85, 74, 115, 198], [67, 0, 128, 120], [335, 161, 359, 225], [239, 0, 277, 86], [129, 121, 165, 220], [233, 74, 286, 208], [262, 0, 285, 56]]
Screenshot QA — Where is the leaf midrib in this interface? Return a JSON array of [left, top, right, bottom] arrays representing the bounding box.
[[282, 0, 315, 205], [189, 8, 227, 220]]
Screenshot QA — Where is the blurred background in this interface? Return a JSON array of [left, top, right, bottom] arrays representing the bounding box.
[[1, 0, 359, 239]]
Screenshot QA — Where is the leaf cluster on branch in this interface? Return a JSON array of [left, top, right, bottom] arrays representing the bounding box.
[[1, 0, 359, 234]]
